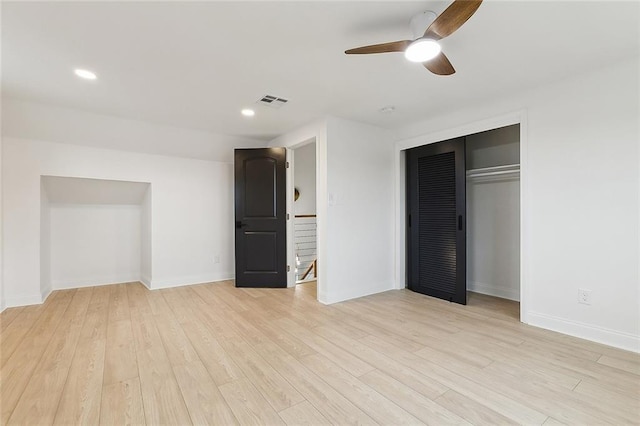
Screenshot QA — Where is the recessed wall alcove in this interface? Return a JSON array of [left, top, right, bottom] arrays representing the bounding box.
[[40, 176, 151, 293]]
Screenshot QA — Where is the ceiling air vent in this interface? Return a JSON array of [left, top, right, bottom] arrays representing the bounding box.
[[258, 94, 289, 109]]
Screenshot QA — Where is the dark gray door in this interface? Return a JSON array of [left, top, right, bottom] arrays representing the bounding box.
[[407, 138, 466, 304], [234, 148, 287, 288]]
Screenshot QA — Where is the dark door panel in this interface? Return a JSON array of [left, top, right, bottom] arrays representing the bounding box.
[[407, 138, 466, 304], [234, 148, 287, 288]]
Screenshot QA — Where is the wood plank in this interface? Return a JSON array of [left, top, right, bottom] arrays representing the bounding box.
[[360, 334, 548, 425], [1, 306, 41, 366], [1, 295, 59, 367], [219, 336, 305, 412], [0, 307, 25, 332], [128, 287, 192, 425], [0, 292, 73, 424], [313, 324, 449, 399], [53, 336, 107, 425], [484, 357, 581, 391], [542, 417, 567, 425], [188, 284, 235, 314], [360, 369, 469, 425], [134, 341, 192, 424], [434, 389, 519, 425], [172, 360, 239, 425], [278, 401, 332, 426], [573, 379, 640, 418], [597, 354, 640, 375], [180, 319, 245, 385], [80, 284, 111, 340], [100, 378, 146, 425], [275, 317, 374, 376], [153, 313, 199, 366], [7, 288, 93, 425], [300, 353, 423, 425], [235, 310, 317, 359], [145, 286, 173, 315], [218, 378, 286, 426], [126, 283, 153, 316], [252, 341, 377, 425], [103, 320, 139, 385], [108, 283, 131, 323]]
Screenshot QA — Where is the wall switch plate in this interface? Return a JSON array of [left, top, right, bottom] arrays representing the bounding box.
[[578, 288, 592, 305]]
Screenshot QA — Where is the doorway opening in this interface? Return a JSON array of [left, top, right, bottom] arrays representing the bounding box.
[[405, 124, 521, 320], [290, 140, 317, 295]]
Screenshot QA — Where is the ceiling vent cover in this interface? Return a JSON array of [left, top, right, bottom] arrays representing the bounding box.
[[258, 94, 289, 109]]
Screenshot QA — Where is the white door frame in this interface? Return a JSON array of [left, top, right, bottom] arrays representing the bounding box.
[[285, 138, 319, 290], [394, 110, 530, 323]]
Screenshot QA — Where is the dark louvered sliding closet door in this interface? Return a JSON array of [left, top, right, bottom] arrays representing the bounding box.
[[407, 138, 466, 304]]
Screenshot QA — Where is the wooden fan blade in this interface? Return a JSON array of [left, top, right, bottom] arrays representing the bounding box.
[[424, 0, 482, 40], [423, 52, 456, 75], [345, 40, 411, 55]]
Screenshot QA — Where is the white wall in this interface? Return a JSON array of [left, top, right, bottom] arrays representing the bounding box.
[[293, 142, 316, 215], [466, 124, 520, 169], [50, 204, 141, 289], [0, 4, 4, 311], [270, 119, 328, 293], [0, 135, 3, 310], [2, 136, 236, 307], [141, 187, 152, 286], [40, 183, 51, 298], [270, 117, 395, 304], [467, 177, 520, 300], [396, 58, 639, 351], [3, 98, 263, 162], [323, 117, 394, 303]]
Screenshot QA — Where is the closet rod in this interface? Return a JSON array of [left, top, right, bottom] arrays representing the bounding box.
[[466, 164, 520, 179], [467, 169, 520, 178]]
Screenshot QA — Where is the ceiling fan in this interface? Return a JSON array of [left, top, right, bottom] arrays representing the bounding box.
[[345, 0, 482, 75]]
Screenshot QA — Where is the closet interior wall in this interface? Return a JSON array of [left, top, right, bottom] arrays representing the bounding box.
[[466, 125, 521, 301]]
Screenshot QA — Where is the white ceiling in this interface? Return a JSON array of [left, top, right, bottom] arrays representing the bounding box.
[[3, 1, 639, 141], [42, 176, 149, 205]]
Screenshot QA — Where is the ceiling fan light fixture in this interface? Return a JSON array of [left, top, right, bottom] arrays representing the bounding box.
[[74, 68, 97, 80], [404, 39, 441, 63]]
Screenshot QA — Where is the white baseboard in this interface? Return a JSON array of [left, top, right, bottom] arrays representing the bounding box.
[[149, 273, 234, 290], [41, 286, 52, 303], [527, 311, 640, 353], [468, 280, 520, 301], [140, 275, 152, 289], [319, 281, 393, 305], [53, 275, 140, 290], [4, 274, 234, 307]]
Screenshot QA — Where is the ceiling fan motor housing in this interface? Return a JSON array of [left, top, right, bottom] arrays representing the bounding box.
[[410, 11, 437, 39]]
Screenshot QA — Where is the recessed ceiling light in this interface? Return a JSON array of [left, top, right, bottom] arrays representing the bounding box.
[[74, 69, 97, 80], [241, 109, 255, 117]]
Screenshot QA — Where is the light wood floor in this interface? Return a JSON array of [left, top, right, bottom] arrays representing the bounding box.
[[1, 281, 638, 425]]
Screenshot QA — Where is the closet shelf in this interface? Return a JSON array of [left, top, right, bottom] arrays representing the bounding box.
[[466, 164, 520, 179]]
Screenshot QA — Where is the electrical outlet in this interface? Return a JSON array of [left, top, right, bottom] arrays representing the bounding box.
[[213, 254, 220, 264], [578, 288, 592, 305]]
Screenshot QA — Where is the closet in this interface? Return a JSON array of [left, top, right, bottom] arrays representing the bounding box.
[[406, 124, 520, 305], [466, 125, 520, 301]]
